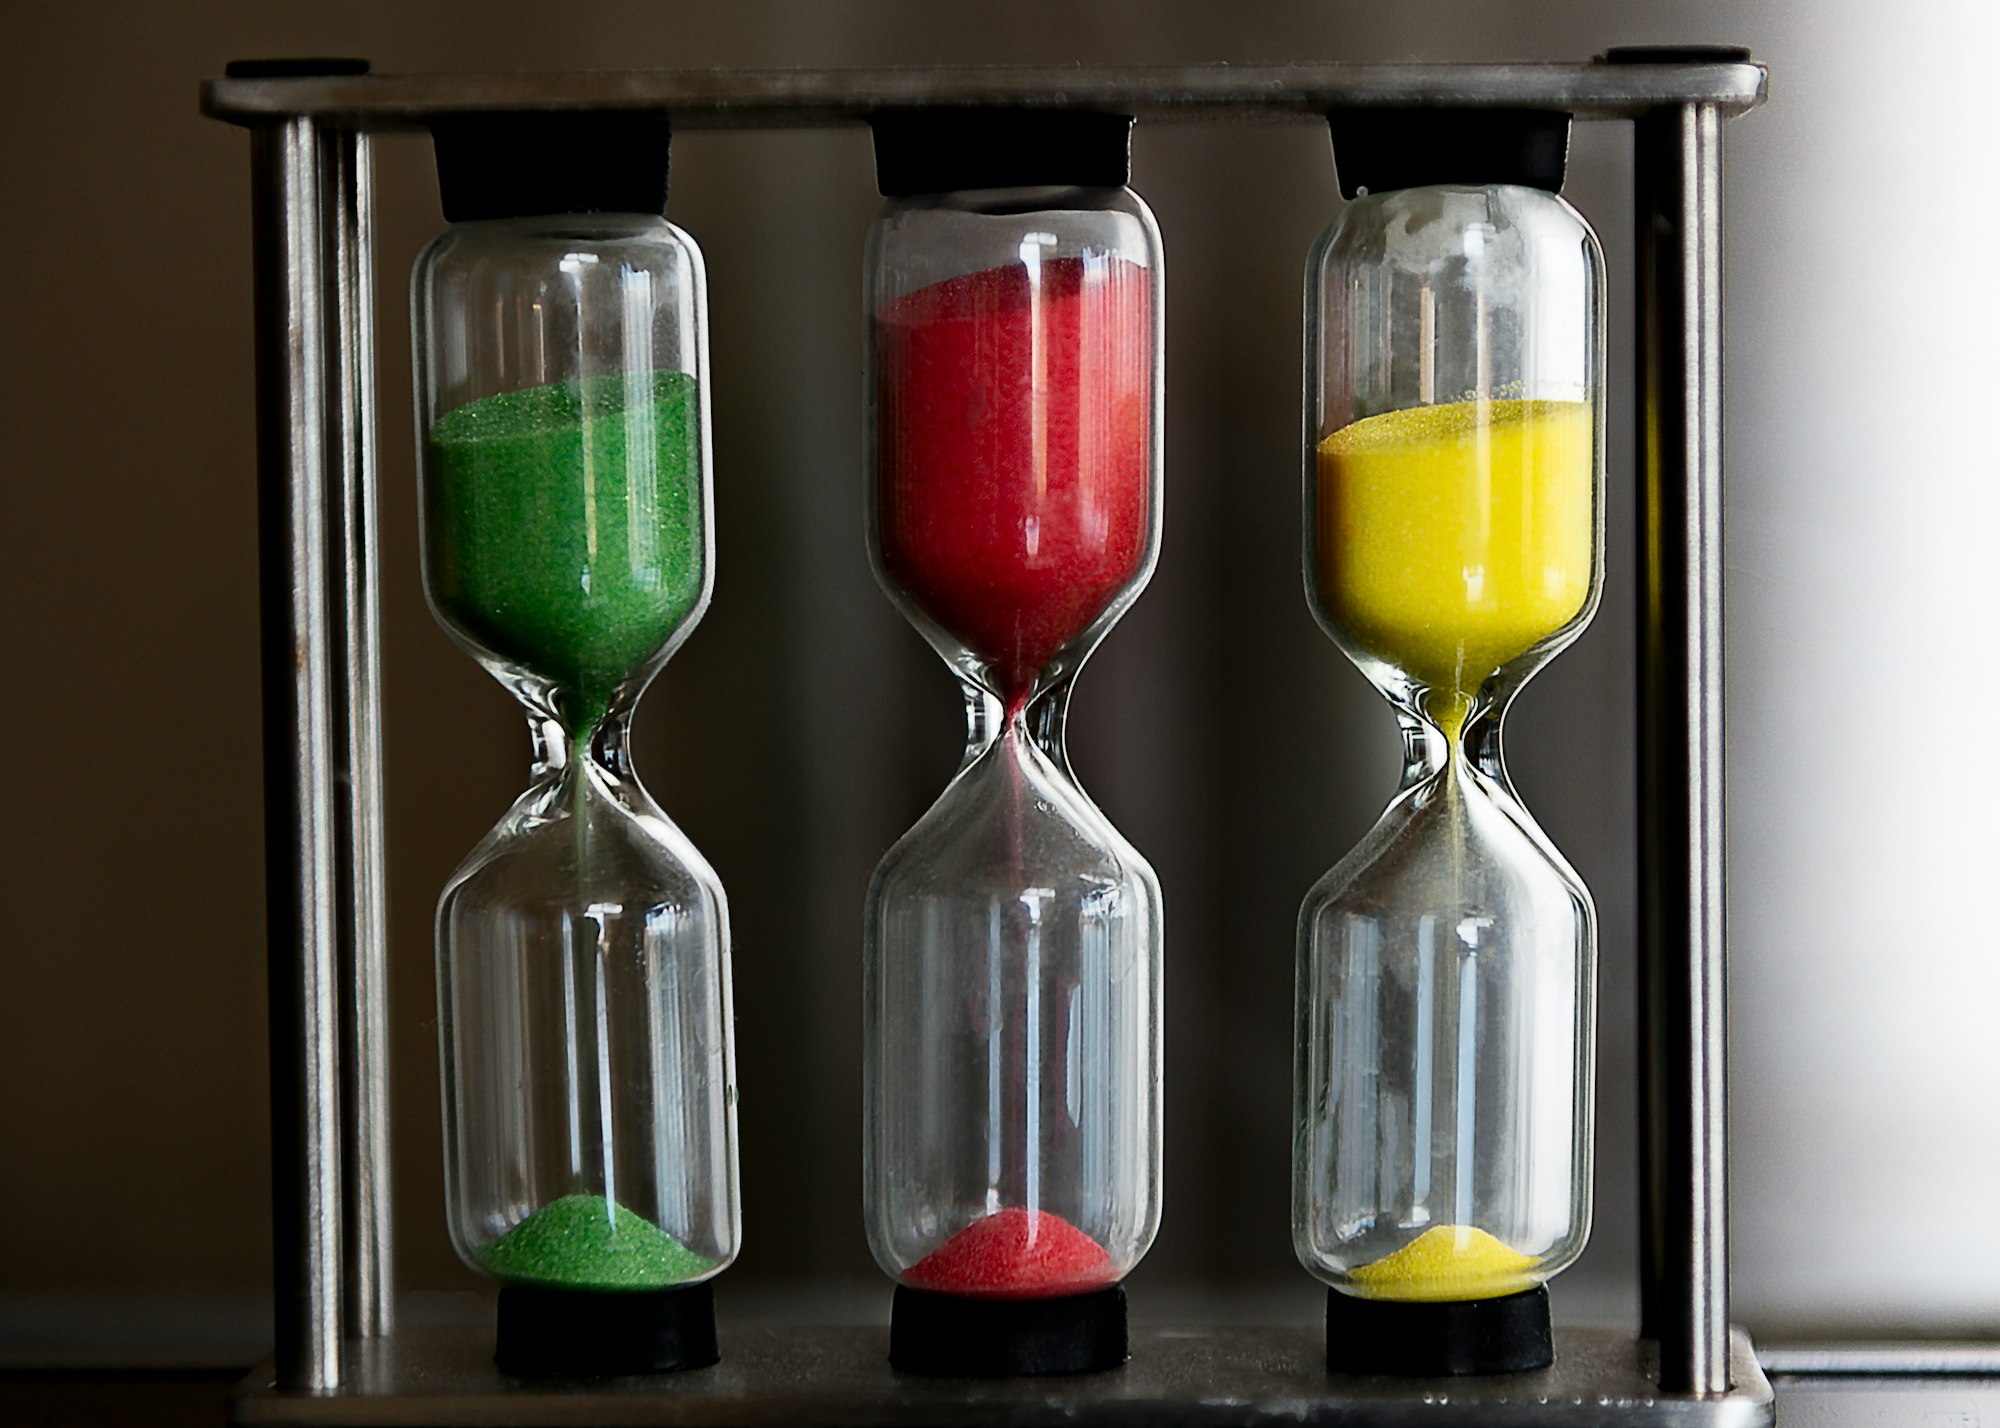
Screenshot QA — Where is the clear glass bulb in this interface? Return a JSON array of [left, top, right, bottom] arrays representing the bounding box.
[[412, 210, 740, 1317], [1294, 181, 1605, 1307], [862, 180, 1165, 1311]]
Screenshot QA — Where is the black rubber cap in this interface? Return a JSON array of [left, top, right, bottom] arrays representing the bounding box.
[[871, 108, 1133, 197], [1601, 44, 1755, 65], [224, 58, 370, 79], [1327, 108, 1570, 198], [890, 1284, 1128, 1376], [430, 111, 671, 223], [494, 1282, 719, 1377], [1326, 1284, 1553, 1376]]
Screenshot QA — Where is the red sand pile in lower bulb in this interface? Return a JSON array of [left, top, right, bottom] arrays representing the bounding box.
[[875, 254, 1152, 712], [903, 1207, 1118, 1300]]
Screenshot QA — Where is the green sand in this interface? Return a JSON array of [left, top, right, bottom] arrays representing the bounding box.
[[478, 1193, 716, 1290], [426, 371, 704, 731]]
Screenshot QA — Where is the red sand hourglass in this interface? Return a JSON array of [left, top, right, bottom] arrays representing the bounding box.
[[860, 110, 1165, 1377]]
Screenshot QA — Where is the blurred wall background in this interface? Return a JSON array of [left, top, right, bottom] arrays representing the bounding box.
[[2, 0, 1996, 1355]]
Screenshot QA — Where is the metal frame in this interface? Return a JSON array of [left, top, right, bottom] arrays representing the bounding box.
[[1759, 1343, 2000, 1376], [231, 1324, 1775, 1427], [1633, 100, 1731, 1399], [207, 53, 1766, 1415], [247, 113, 346, 1395], [321, 121, 395, 1351], [202, 60, 1764, 127]]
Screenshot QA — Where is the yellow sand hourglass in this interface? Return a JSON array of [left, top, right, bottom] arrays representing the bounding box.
[[1292, 109, 1603, 1376]]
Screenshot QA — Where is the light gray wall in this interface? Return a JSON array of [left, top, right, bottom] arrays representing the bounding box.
[[1, 0, 1993, 1343]]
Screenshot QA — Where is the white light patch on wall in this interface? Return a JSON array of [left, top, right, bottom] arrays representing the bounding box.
[[1726, 0, 2000, 1330]]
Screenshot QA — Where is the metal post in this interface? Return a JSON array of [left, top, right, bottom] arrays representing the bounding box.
[[250, 115, 345, 1391], [321, 123, 394, 1342], [1634, 100, 1730, 1396]]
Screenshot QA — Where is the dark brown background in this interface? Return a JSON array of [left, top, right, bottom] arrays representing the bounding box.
[[4, 0, 1996, 1357]]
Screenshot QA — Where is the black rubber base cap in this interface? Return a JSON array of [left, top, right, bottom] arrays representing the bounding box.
[[494, 1282, 718, 1377], [1326, 1284, 1553, 1376], [890, 1284, 1128, 1377]]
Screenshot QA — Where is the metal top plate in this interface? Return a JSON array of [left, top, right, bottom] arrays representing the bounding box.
[[230, 1324, 1776, 1427], [200, 60, 1767, 130]]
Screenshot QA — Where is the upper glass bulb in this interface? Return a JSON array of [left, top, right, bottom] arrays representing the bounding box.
[[869, 186, 1160, 717]]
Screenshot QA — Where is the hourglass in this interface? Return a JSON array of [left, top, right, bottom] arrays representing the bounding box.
[[1293, 109, 1603, 1376], [412, 114, 739, 1377], [860, 110, 1164, 1377]]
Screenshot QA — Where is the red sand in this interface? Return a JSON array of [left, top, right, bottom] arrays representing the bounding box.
[[876, 256, 1152, 710], [903, 1207, 1118, 1300]]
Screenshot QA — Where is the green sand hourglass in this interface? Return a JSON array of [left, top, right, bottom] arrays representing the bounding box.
[[1293, 109, 1604, 1376], [413, 115, 738, 1377]]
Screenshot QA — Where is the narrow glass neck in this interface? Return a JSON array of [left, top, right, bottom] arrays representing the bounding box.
[[963, 678, 1072, 769], [1398, 699, 1506, 790], [531, 708, 635, 784]]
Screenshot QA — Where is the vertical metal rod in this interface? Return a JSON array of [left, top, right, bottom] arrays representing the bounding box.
[[322, 123, 394, 1342], [1634, 100, 1730, 1395], [250, 116, 344, 1392]]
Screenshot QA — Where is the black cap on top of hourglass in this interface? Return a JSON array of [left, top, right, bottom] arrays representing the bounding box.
[[224, 58, 372, 79], [428, 111, 672, 223], [1600, 43, 1756, 66], [1326, 107, 1571, 200], [870, 108, 1134, 197]]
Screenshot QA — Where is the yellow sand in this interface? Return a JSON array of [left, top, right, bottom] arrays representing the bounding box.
[[1346, 1224, 1542, 1302], [1315, 399, 1593, 732]]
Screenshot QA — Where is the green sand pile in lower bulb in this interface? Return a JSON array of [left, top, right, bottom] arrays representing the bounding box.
[[478, 1194, 716, 1291], [425, 369, 705, 733]]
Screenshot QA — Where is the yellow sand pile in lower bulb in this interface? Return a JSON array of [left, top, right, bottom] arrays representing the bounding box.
[[1346, 1224, 1542, 1302]]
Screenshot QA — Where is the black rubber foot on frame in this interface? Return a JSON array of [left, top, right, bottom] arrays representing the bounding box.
[[1327, 1284, 1553, 1376], [495, 1281, 719, 1377], [890, 1284, 1128, 1377]]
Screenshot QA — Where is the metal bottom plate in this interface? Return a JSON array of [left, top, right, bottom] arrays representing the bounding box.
[[231, 1323, 1775, 1426]]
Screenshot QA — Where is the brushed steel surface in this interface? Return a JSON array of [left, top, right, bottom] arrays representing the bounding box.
[[201, 59, 1766, 129], [249, 116, 345, 1393], [320, 123, 394, 1345], [1683, 102, 1730, 1401], [1633, 102, 1731, 1397], [1761, 1343, 2000, 1376], [229, 1324, 1774, 1426]]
